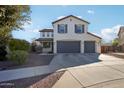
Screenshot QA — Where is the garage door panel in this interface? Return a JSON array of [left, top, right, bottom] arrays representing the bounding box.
[[57, 41, 80, 53], [84, 41, 95, 53]]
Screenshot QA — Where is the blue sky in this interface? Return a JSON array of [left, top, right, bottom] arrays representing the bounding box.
[[12, 5, 124, 42]]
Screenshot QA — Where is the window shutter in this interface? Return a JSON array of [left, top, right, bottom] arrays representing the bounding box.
[[65, 24, 67, 33], [58, 24, 60, 33], [82, 25, 84, 33], [75, 24, 77, 33]]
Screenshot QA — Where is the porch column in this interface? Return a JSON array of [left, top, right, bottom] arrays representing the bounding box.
[[81, 41, 84, 53], [54, 41, 57, 53], [96, 41, 101, 53]]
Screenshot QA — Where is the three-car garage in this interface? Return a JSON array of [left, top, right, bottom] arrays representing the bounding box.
[[56, 41, 96, 53]]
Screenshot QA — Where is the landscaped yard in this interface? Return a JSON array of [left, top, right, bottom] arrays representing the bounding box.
[[0, 53, 54, 70]]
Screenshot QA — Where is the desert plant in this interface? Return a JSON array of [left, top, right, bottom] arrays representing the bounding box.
[[35, 45, 43, 53], [0, 45, 7, 61], [31, 41, 37, 52], [31, 41, 42, 53], [112, 38, 119, 47], [8, 38, 30, 51], [7, 50, 28, 65]]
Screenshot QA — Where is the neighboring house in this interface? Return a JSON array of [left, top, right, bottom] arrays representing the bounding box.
[[36, 29, 53, 53], [36, 15, 101, 53], [118, 26, 124, 52], [101, 43, 113, 53]]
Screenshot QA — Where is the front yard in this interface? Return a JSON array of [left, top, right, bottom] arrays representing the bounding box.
[[1, 53, 124, 88], [0, 53, 54, 70]]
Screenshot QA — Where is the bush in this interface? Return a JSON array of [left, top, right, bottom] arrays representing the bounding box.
[[31, 41, 43, 53], [8, 38, 30, 51], [35, 45, 42, 53], [31, 41, 37, 52], [0, 45, 7, 61], [7, 50, 28, 65]]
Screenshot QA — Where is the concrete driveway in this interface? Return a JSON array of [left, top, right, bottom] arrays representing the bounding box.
[[51, 54, 124, 88], [49, 53, 100, 71]]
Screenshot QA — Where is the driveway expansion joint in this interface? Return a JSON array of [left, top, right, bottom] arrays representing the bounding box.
[[66, 69, 85, 88]]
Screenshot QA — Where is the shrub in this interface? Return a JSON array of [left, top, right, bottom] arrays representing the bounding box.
[[112, 38, 119, 47], [31, 41, 42, 53], [35, 45, 42, 53], [7, 50, 28, 65], [8, 38, 30, 51], [31, 41, 37, 52], [0, 45, 7, 61]]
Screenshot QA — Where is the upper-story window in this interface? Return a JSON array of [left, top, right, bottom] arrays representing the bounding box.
[[75, 24, 84, 33], [51, 32, 54, 37], [47, 32, 49, 37], [58, 24, 67, 33], [42, 32, 45, 37]]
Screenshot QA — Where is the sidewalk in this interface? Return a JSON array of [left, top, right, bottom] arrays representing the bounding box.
[[0, 54, 64, 82], [0, 65, 51, 82]]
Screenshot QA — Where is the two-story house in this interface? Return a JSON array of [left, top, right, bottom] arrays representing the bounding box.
[[118, 26, 124, 52], [36, 29, 53, 53], [37, 15, 101, 53]]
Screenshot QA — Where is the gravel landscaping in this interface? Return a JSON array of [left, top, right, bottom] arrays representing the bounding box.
[[0, 70, 65, 88], [29, 70, 65, 88], [0, 53, 54, 70]]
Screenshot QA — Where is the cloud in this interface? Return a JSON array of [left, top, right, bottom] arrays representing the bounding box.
[[92, 32, 101, 37], [57, 16, 65, 19], [26, 29, 39, 33], [12, 29, 40, 42], [23, 21, 33, 29], [57, 15, 82, 19], [87, 10, 94, 14], [100, 25, 123, 42], [76, 16, 82, 18]]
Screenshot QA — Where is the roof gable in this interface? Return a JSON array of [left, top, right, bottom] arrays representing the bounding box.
[[118, 26, 124, 36], [87, 32, 102, 39], [52, 15, 90, 24]]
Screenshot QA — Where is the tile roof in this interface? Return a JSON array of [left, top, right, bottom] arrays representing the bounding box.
[[39, 29, 53, 32], [36, 38, 53, 41]]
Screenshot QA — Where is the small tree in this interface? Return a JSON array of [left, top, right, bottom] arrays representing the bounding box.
[[0, 6, 31, 60], [112, 38, 119, 52], [112, 38, 119, 47], [9, 38, 30, 51]]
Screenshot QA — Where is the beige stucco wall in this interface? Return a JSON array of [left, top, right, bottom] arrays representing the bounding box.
[[40, 32, 53, 38], [42, 47, 52, 53], [53, 16, 101, 53], [119, 31, 124, 45], [39, 42, 53, 53]]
